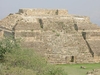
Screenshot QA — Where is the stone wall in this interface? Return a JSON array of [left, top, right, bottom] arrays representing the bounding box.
[[0, 14, 22, 30], [0, 30, 3, 38], [18, 9, 68, 16], [73, 15, 90, 23]]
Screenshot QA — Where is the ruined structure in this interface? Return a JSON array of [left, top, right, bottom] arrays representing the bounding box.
[[87, 69, 100, 75], [0, 9, 100, 64]]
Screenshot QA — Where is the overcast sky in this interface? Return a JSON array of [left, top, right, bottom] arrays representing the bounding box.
[[0, 0, 100, 25]]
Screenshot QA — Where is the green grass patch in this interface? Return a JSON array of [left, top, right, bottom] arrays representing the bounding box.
[[57, 63, 100, 75]]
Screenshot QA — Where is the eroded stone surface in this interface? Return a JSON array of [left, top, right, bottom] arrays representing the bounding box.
[[0, 9, 100, 64]]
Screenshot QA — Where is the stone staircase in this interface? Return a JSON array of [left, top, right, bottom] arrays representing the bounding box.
[[76, 22, 100, 63], [72, 34, 93, 63], [86, 40, 100, 56]]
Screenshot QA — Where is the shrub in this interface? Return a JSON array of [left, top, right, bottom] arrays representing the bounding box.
[[0, 37, 20, 60], [0, 37, 67, 75], [37, 65, 67, 75], [5, 48, 67, 75]]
